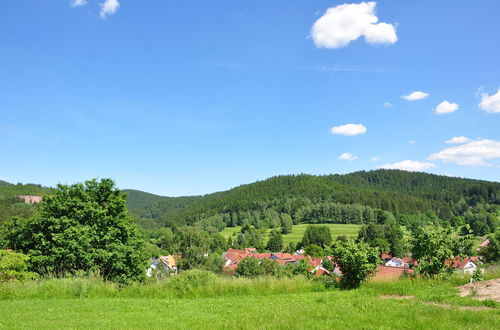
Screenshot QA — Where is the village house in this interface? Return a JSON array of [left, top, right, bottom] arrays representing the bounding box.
[[445, 257, 480, 275], [146, 255, 178, 277], [385, 257, 417, 268]]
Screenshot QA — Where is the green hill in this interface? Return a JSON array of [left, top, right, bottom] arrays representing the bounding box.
[[0, 181, 55, 225], [127, 170, 499, 234]]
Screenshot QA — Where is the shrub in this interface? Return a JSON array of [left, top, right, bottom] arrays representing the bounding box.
[[332, 240, 379, 289], [168, 270, 218, 295], [0, 250, 37, 282], [236, 257, 263, 278]]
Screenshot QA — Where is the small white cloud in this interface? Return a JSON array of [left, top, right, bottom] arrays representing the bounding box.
[[409, 140, 416, 144], [384, 102, 393, 107], [445, 136, 470, 144], [379, 160, 436, 172], [100, 0, 120, 19], [370, 156, 380, 162], [311, 2, 397, 49], [71, 0, 87, 6], [435, 100, 459, 115], [402, 91, 429, 101], [339, 153, 358, 161], [479, 88, 500, 113], [330, 124, 367, 136], [428, 139, 500, 166]]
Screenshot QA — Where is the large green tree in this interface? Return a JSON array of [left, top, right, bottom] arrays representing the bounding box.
[[266, 230, 283, 252], [2, 179, 146, 283], [301, 225, 332, 248], [411, 226, 456, 277], [332, 240, 379, 289]]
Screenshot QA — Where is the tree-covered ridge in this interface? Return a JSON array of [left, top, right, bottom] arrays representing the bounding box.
[[130, 170, 499, 231], [0, 181, 55, 225]]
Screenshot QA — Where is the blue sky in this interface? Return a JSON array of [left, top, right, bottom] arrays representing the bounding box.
[[1, 0, 499, 196]]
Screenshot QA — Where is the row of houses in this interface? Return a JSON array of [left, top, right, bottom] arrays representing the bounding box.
[[222, 248, 482, 280], [223, 248, 338, 276], [147, 244, 486, 279]]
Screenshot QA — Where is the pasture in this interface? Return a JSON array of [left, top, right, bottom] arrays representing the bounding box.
[[220, 223, 361, 245]]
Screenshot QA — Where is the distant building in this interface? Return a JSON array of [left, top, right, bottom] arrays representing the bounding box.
[[146, 255, 178, 277], [445, 257, 480, 275], [18, 196, 43, 204]]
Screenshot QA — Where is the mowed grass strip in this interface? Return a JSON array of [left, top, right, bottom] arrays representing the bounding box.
[[0, 290, 498, 329], [220, 223, 361, 245]]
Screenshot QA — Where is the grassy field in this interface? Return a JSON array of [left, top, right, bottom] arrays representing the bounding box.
[[0, 275, 498, 329], [220, 223, 361, 245]]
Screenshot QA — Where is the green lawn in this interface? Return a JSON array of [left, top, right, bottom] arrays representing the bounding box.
[[220, 223, 361, 245], [0, 279, 498, 329]]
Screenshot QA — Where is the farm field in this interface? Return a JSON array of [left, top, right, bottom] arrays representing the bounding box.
[[220, 223, 361, 245], [0, 278, 498, 329]]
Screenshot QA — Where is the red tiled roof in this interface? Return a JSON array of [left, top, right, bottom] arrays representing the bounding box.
[[309, 258, 323, 267], [371, 265, 413, 281], [380, 252, 392, 260], [314, 268, 330, 277], [446, 257, 478, 270]]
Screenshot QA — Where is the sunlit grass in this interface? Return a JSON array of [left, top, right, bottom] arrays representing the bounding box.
[[220, 223, 361, 245]]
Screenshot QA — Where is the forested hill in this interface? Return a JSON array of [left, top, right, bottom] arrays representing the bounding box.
[[128, 170, 499, 233], [0, 181, 54, 224]]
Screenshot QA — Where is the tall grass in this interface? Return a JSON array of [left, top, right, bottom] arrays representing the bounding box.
[[0, 270, 325, 300]]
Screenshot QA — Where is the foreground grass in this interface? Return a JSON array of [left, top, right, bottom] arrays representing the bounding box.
[[0, 274, 499, 329], [220, 223, 361, 245]]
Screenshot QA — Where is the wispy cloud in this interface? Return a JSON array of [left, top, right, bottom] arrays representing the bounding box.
[[379, 160, 436, 172], [402, 91, 429, 101], [193, 62, 397, 73], [100, 0, 120, 19], [71, 0, 87, 7], [330, 124, 367, 136], [428, 139, 500, 166], [339, 153, 358, 161]]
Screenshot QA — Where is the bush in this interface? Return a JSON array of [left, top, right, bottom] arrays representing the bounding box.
[[332, 240, 379, 289], [0, 250, 37, 282], [236, 257, 263, 278], [168, 270, 218, 295]]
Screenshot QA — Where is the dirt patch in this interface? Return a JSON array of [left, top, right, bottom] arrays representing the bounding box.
[[458, 278, 500, 303], [423, 302, 493, 311], [380, 295, 414, 300]]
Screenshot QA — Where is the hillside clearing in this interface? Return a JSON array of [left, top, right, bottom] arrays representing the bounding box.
[[220, 223, 361, 244]]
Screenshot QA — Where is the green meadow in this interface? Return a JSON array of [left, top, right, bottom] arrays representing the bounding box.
[[0, 275, 498, 329], [220, 223, 361, 245]]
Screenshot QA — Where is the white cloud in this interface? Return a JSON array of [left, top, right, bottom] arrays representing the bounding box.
[[428, 139, 500, 166], [445, 136, 470, 144], [379, 160, 436, 172], [402, 91, 429, 101], [409, 140, 416, 144], [339, 153, 358, 161], [311, 2, 397, 49], [100, 0, 120, 19], [383, 102, 393, 107], [479, 88, 500, 113], [370, 156, 380, 162], [435, 100, 459, 115], [330, 123, 367, 136], [71, 0, 87, 6]]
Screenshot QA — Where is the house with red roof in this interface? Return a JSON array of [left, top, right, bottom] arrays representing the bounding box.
[[445, 257, 480, 274]]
